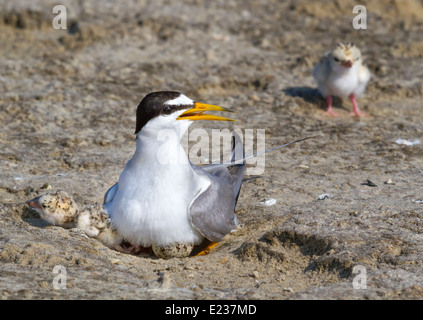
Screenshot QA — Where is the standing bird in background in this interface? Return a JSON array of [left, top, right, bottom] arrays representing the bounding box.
[[313, 42, 371, 117]]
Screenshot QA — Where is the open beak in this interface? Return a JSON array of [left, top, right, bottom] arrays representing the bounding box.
[[26, 197, 43, 213], [341, 60, 353, 68], [177, 102, 236, 121]]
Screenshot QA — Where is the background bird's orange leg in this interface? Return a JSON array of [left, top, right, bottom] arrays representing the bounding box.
[[324, 95, 339, 116], [349, 94, 369, 117]]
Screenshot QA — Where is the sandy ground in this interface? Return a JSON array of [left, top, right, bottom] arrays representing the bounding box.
[[0, 0, 423, 299]]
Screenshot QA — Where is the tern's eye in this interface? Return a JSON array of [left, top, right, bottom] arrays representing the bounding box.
[[162, 105, 173, 115], [333, 57, 340, 62]]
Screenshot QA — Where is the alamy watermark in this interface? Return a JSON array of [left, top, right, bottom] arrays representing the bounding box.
[[352, 265, 367, 289], [52, 265, 67, 290], [155, 128, 266, 175], [52, 5, 67, 29], [352, 5, 367, 30], [53, 4, 367, 31]]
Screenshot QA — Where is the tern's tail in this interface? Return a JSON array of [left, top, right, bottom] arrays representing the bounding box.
[[202, 135, 316, 172], [228, 131, 245, 208]]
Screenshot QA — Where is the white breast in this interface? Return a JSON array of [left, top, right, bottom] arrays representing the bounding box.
[[326, 64, 360, 98], [108, 130, 210, 247]]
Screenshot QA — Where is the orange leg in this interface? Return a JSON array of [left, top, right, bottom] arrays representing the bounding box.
[[195, 242, 218, 256], [349, 94, 369, 117], [324, 96, 340, 117]]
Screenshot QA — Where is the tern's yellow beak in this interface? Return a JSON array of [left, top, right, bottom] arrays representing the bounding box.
[[177, 102, 236, 121]]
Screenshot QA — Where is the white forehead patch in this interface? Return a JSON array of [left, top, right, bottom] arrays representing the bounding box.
[[165, 94, 194, 106]]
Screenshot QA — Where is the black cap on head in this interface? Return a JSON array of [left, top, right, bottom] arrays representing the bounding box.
[[134, 91, 192, 134]]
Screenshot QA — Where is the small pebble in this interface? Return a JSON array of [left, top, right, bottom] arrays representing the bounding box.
[[41, 183, 52, 190], [395, 138, 420, 146], [250, 94, 260, 101], [317, 193, 332, 200], [298, 164, 310, 169], [260, 198, 277, 206], [365, 179, 378, 187]]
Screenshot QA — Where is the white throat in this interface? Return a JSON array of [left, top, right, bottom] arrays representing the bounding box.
[[134, 113, 192, 165]]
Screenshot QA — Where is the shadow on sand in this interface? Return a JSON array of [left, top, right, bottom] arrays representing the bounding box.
[[283, 86, 348, 112]]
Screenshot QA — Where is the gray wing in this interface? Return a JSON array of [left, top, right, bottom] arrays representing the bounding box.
[[189, 131, 245, 242], [312, 54, 331, 83], [104, 183, 118, 205]]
